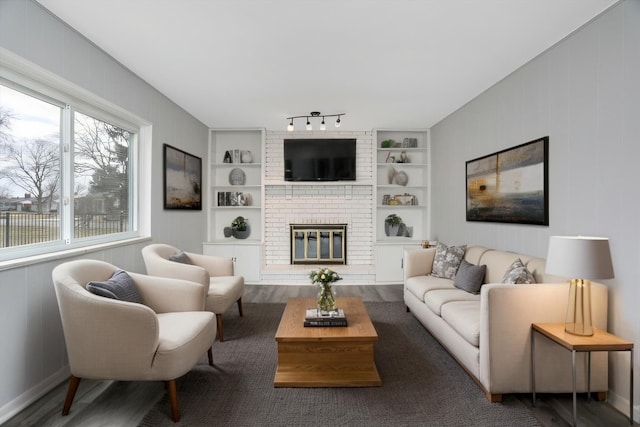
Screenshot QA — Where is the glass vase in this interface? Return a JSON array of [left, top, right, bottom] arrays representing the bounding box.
[[316, 283, 336, 313]]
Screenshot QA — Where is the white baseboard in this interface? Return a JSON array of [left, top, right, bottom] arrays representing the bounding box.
[[607, 389, 637, 423], [0, 366, 70, 424]]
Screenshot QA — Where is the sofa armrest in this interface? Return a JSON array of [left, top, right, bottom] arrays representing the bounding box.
[[403, 248, 436, 281], [186, 251, 234, 277], [131, 272, 207, 312], [479, 282, 608, 394]]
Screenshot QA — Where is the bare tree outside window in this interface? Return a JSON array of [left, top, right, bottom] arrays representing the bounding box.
[[73, 112, 130, 237]]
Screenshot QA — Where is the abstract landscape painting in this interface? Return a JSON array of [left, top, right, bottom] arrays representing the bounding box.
[[163, 144, 202, 210], [466, 137, 548, 225]]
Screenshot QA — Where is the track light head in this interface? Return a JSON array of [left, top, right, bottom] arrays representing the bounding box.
[[320, 117, 326, 131], [306, 117, 312, 131], [287, 119, 294, 132], [335, 116, 341, 128]]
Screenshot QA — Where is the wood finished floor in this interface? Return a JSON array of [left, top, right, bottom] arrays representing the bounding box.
[[2, 284, 634, 427]]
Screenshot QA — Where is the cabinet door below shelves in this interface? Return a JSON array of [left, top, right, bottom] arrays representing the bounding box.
[[375, 245, 411, 283], [202, 243, 262, 283]]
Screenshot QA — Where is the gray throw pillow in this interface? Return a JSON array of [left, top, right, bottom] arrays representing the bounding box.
[[86, 270, 142, 303], [169, 250, 192, 264], [431, 242, 467, 279], [454, 260, 487, 294], [501, 258, 536, 284]]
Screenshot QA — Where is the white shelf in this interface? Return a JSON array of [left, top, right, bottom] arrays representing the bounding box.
[[212, 162, 262, 168]]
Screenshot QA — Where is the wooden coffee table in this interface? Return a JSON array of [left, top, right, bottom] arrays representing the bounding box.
[[274, 296, 381, 387]]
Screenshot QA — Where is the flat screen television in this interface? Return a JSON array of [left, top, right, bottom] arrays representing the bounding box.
[[284, 139, 356, 182]]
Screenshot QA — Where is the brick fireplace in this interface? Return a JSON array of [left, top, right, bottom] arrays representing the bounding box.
[[261, 130, 376, 284]]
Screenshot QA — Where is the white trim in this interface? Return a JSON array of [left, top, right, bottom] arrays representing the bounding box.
[[0, 236, 151, 272], [0, 366, 70, 425]]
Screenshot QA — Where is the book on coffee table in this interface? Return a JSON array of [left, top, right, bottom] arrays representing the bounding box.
[[303, 308, 348, 327]]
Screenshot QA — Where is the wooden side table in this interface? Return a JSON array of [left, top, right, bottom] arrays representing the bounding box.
[[531, 322, 634, 426]]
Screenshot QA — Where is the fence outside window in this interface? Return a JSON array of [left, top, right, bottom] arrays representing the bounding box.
[[0, 212, 128, 248]]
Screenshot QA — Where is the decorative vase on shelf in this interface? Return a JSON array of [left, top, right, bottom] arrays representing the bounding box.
[[241, 150, 253, 163]]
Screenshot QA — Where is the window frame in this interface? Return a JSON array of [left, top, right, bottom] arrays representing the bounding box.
[[0, 55, 147, 264]]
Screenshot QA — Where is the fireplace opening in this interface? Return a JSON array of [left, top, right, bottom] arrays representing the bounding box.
[[290, 224, 347, 265]]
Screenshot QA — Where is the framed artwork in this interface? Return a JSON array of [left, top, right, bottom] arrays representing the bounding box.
[[163, 144, 202, 210], [466, 136, 548, 225]]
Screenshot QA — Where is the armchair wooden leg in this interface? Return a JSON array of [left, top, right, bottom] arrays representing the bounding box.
[[216, 313, 224, 342], [208, 347, 213, 366], [62, 375, 81, 416], [237, 297, 243, 317], [166, 379, 180, 422]]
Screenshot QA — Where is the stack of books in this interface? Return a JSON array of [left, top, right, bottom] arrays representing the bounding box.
[[304, 308, 348, 327]]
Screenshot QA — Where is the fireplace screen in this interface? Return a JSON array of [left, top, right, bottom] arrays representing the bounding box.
[[290, 224, 347, 265]]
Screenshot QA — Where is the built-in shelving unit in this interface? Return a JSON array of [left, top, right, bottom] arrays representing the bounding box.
[[374, 129, 430, 283], [205, 129, 264, 282], [207, 129, 264, 243]]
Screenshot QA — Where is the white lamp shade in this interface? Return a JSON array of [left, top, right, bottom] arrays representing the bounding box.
[[545, 236, 614, 280]]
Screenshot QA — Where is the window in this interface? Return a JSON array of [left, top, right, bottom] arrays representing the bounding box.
[[73, 111, 131, 239], [0, 80, 138, 260]]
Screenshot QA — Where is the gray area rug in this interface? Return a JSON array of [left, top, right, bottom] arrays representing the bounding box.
[[139, 302, 540, 426]]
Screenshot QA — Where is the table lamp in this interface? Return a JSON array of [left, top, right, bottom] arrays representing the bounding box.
[[545, 236, 614, 336]]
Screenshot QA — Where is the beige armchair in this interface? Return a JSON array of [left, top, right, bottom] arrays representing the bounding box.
[[52, 259, 216, 422], [141, 243, 244, 341]]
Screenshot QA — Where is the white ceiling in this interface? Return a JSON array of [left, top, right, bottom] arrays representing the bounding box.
[[37, 0, 618, 131]]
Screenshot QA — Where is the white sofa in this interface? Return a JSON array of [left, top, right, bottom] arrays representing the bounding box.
[[403, 245, 608, 402]]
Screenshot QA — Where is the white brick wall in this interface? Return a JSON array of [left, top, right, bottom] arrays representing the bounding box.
[[263, 131, 375, 283]]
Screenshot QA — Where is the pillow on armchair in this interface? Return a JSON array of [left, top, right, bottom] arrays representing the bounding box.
[[169, 250, 192, 264], [431, 242, 467, 279], [86, 270, 142, 303]]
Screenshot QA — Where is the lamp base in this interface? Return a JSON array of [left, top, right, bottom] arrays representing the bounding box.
[[565, 278, 593, 336]]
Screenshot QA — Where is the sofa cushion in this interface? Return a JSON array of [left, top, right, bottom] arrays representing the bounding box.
[[502, 258, 536, 284], [405, 276, 455, 302], [425, 289, 480, 316], [86, 270, 142, 303], [440, 301, 481, 347], [432, 242, 467, 279], [453, 260, 486, 294], [169, 250, 192, 264]]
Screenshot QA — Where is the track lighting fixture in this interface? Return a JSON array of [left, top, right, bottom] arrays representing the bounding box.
[[286, 111, 345, 132]]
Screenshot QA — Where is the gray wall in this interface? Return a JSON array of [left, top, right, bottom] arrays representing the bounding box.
[[430, 0, 639, 417], [0, 0, 208, 419]]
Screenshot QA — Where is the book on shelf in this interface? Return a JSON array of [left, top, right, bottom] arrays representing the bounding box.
[[303, 308, 348, 327]]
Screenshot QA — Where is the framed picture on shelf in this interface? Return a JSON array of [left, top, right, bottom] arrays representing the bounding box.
[[163, 144, 202, 210], [465, 136, 548, 225]]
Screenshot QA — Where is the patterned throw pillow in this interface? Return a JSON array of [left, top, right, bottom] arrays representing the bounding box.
[[501, 258, 536, 284], [86, 270, 142, 303], [454, 259, 487, 294], [431, 242, 467, 279], [169, 250, 192, 264]]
